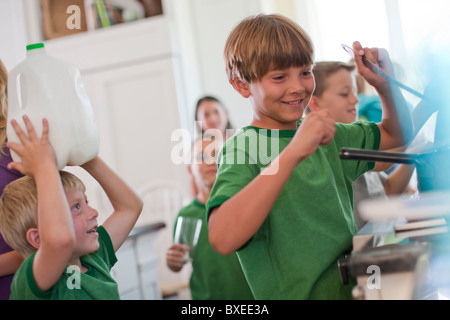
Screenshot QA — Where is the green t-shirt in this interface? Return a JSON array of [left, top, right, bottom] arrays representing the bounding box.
[[206, 120, 380, 300], [9, 226, 119, 300], [175, 199, 254, 300]]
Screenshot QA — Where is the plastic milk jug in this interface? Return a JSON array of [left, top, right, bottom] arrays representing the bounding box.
[[7, 43, 99, 169]]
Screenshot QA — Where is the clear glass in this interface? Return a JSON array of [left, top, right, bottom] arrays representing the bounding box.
[[173, 216, 202, 262]]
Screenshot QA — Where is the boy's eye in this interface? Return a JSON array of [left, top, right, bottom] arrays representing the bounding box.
[[302, 68, 313, 76], [272, 75, 285, 81]]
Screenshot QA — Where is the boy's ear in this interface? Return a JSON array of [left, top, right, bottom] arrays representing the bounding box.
[[229, 78, 251, 98], [26, 228, 40, 250], [308, 96, 321, 112]]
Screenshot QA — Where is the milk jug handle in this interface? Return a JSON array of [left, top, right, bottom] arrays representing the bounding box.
[[8, 71, 26, 110]]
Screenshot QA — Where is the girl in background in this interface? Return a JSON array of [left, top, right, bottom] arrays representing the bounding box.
[[194, 95, 233, 140], [191, 96, 233, 197], [0, 60, 24, 299]]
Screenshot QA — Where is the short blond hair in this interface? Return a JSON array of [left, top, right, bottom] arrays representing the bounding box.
[[0, 171, 86, 257], [224, 14, 314, 83]]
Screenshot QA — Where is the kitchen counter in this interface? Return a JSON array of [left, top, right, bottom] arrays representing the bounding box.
[[128, 221, 166, 239]]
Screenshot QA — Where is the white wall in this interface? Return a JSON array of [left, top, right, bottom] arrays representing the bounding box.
[[0, 0, 28, 70], [0, 0, 308, 132], [173, 0, 264, 131]]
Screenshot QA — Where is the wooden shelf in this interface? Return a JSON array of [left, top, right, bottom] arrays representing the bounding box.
[[41, 0, 163, 40]]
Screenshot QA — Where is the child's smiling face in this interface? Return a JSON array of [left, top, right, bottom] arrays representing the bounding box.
[[247, 65, 315, 129], [66, 188, 100, 258], [313, 69, 359, 124]]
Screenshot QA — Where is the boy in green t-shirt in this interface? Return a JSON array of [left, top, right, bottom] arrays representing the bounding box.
[[166, 137, 253, 299], [206, 14, 413, 299], [0, 116, 143, 299]]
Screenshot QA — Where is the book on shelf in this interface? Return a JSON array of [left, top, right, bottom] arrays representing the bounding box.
[[86, 0, 160, 30]]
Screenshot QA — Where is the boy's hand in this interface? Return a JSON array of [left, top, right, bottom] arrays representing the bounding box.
[[352, 41, 394, 89], [6, 115, 57, 176], [290, 109, 335, 162], [166, 243, 191, 272]]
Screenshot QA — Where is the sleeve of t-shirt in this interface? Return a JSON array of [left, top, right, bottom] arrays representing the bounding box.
[[377, 171, 389, 186], [96, 226, 118, 270], [334, 120, 381, 180], [19, 253, 53, 299]]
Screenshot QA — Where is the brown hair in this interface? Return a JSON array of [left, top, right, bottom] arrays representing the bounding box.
[[224, 14, 314, 83], [194, 95, 233, 133], [312, 61, 356, 97]]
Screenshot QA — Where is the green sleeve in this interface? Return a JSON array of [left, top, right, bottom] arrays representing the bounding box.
[[334, 120, 381, 180], [96, 226, 117, 269], [206, 137, 260, 220]]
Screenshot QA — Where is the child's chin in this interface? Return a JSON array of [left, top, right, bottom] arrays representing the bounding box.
[[91, 241, 100, 252], [80, 241, 100, 256]]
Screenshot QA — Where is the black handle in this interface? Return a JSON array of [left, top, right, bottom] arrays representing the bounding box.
[[339, 148, 418, 164], [337, 259, 349, 285]]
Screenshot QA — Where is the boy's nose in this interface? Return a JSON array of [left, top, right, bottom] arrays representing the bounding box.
[[87, 206, 99, 219], [289, 78, 306, 94], [351, 92, 359, 105]]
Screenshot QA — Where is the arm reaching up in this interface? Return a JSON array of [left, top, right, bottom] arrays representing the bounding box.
[[7, 116, 76, 292], [81, 157, 143, 252], [352, 41, 413, 150]]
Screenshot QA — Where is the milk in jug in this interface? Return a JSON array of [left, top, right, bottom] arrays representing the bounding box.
[[7, 43, 99, 169]]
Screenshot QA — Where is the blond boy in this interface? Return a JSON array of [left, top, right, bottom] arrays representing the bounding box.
[[0, 116, 142, 299]]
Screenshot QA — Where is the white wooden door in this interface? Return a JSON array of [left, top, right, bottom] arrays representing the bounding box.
[[79, 57, 189, 223]]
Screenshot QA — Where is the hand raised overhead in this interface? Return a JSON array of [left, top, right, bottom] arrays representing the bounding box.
[[7, 115, 57, 176]]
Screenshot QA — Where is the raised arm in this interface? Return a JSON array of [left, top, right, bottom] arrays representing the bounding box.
[[81, 157, 143, 252], [7, 116, 75, 292], [352, 41, 413, 150], [208, 110, 335, 254]]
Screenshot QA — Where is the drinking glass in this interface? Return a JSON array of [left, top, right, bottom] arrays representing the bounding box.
[[173, 216, 202, 262]]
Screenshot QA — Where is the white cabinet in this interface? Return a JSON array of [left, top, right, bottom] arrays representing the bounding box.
[[80, 56, 187, 188], [111, 223, 165, 300], [111, 239, 140, 298]]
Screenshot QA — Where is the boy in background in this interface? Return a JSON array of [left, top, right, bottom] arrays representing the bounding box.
[[167, 136, 253, 299], [308, 61, 416, 230], [0, 59, 23, 299], [0, 116, 143, 299], [207, 14, 412, 299]]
